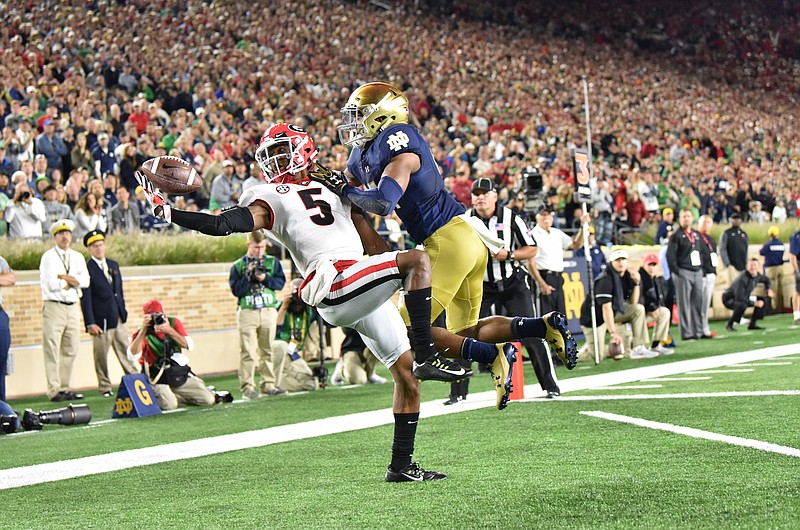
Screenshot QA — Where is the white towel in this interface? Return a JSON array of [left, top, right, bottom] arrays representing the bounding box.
[[457, 214, 505, 255], [300, 260, 340, 306]]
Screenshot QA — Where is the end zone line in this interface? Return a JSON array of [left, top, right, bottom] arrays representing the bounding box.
[[580, 410, 800, 458]]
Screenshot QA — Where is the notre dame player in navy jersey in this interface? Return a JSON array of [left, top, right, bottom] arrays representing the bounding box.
[[310, 82, 578, 373]]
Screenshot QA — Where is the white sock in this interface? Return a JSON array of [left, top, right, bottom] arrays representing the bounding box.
[[793, 311, 800, 320]]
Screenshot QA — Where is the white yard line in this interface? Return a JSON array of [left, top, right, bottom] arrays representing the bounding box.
[[1, 344, 797, 490], [580, 411, 800, 458], [642, 377, 711, 381], [736, 362, 793, 366], [592, 385, 663, 390], [686, 369, 754, 374]]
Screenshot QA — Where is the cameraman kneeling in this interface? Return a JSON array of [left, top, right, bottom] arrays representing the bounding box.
[[128, 300, 215, 410]]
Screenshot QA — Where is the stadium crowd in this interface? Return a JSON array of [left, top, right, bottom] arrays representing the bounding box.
[[0, 0, 797, 242], [1, 0, 800, 407]]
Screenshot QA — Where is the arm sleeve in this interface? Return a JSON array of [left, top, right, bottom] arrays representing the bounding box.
[[171, 206, 254, 236], [718, 231, 730, 267], [342, 177, 404, 216]]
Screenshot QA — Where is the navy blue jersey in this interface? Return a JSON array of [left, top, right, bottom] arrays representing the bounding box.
[[346, 123, 464, 243], [759, 237, 786, 267], [790, 230, 800, 260]]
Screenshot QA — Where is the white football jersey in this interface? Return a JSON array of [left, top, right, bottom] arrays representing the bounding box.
[[238, 180, 364, 277]]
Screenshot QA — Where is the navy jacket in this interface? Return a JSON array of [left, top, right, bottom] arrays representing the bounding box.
[[80, 258, 128, 331]]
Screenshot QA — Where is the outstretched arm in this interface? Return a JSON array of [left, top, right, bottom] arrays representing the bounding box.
[[171, 205, 262, 235]]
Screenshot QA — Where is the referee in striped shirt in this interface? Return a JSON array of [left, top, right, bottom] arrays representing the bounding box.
[[460, 178, 560, 399]]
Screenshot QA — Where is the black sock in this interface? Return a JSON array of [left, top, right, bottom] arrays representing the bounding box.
[[390, 412, 419, 472], [406, 288, 436, 363], [511, 317, 547, 339], [651, 341, 659, 349], [462, 338, 499, 364]]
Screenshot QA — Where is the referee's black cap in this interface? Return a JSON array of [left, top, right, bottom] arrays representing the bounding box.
[[471, 178, 496, 194]]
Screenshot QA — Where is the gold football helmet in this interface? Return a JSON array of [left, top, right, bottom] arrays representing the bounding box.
[[338, 82, 409, 148]]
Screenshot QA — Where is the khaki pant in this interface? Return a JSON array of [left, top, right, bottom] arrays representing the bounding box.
[[301, 324, 322, 362], [154, 373, 215, 411], [766, 266, 785, 311], [617, 303, 649, 348], [343, 348, 378, 385], [648, 306, 671, 343], [92, 323, 139, 393], [42, 301, 81, 399], [237, 307, 281, 392], [272, 340, 316, 392], [579, 303, 648, 362]]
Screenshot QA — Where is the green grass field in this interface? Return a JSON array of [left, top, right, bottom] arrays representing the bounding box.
[[2, 316, 799, 529]]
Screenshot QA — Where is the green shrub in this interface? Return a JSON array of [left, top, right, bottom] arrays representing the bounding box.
[[0, 232, 249, 270]]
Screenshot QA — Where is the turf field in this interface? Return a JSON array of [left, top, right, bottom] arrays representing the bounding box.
[[2, 316, 799, 529]]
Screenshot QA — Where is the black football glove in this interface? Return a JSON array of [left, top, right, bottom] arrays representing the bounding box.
[[308, 162, 350, 196]]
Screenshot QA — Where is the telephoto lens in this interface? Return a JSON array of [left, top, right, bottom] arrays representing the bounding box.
[[22, 404, 92, 431]]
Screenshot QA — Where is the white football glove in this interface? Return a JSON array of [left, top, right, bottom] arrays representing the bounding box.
[[135, 171, 172, 223]]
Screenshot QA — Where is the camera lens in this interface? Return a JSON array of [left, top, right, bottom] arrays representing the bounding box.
[[20, 191, 31, 200]]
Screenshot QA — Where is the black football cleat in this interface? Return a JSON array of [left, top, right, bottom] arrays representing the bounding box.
[[489, 343, 517, 410], [413, 353, 473, 383], [543, 311, 578, 370], [385, 462, 447, 482]]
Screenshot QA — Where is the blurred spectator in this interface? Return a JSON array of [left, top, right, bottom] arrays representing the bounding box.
[[579, 249, 658, 362], [0, 256, 15, 401], [723, 259, 773, 332], [760, 226, 786, 313], [80, 230, 139, 396], [330, 327, 387, 386], [638, 253, 673, 355], [40, 219, 89, 402], [72, 192, 107, 241], [5, 184, 46, 239], [91, 133, 117, 178], [719, 213, 748, 285], [34, 119, 67, 172], [210, 160, 240, 211], [109, 186, 140, 234], [41, 184, 73, 236]]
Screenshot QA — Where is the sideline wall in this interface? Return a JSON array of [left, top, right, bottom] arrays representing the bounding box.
[[4, 263, 343, 398]]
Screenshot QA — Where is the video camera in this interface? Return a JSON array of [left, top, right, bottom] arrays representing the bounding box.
[[520, 166, 545, 214], [21, 404, 92, 431]]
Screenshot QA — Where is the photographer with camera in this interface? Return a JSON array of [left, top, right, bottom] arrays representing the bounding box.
[[5, 183, 46, 239], [271, 278, 318, 392], [230, 231, 287, 399], [128, 299, 218, 410]]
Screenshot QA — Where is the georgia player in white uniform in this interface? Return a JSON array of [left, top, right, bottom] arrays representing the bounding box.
[[237, 168, 411, 366]]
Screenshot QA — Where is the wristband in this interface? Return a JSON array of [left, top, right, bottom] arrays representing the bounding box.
[[509, 251, 515, 261]]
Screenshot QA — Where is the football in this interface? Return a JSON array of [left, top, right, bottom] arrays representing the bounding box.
[[609, 340, 625, 360], [139, 156, 201, 195]]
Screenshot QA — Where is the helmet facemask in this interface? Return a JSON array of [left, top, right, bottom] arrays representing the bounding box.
[[256, 124, 318, 183], [337, 83, 409, 148]]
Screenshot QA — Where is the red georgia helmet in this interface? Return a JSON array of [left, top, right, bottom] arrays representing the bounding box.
[[255, 123, 319, 183]]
